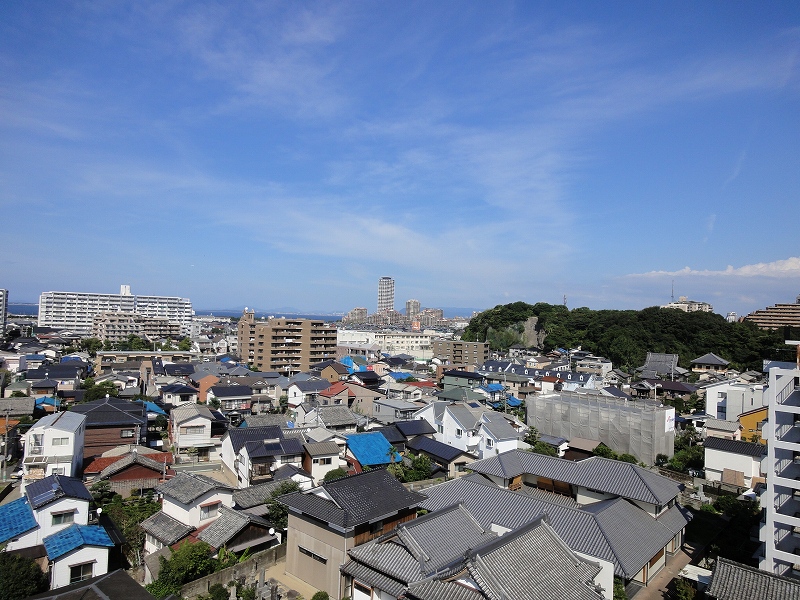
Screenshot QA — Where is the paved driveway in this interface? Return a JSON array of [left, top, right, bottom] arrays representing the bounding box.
[[627, 542, 702, 600]]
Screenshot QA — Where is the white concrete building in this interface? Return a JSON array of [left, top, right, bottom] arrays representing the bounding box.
[[704, 379, 768, 421], [760, 364, 800, 577], [38, 284, 193, 335]]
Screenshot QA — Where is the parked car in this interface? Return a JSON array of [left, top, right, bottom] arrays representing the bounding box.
[[10, 468, 23, 480]]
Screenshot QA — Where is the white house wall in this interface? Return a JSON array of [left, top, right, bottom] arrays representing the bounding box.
[[50, 545, 110, 589]]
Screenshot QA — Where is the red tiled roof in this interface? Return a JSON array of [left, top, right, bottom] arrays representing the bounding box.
[[320, 381, 355, 398], [84, 451, 173, 474]]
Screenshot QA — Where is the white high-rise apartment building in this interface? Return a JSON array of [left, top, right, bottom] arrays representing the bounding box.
[[0, 288, 7, 334], [377, 277, 395, 313], [760, 352, 800, 577], [39, 284, 193, 335]]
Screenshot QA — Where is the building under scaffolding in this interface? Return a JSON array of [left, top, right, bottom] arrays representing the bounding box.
[[526, 392, 675, 465]]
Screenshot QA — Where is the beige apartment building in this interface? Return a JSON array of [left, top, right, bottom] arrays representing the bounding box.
[[237, 310, 337, 375], [432, 339, 489, 367], [92, 312, 182, 343]]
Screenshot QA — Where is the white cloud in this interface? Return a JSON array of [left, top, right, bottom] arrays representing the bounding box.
[[627, 257, 800, 279]]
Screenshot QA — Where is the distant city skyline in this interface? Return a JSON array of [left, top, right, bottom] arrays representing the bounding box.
[[2, 3, 798, 318]]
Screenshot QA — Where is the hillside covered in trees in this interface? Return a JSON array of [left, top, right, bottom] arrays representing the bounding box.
[[461, 301, 792, 372]]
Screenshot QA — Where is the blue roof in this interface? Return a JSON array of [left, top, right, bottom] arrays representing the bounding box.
[[141, 401, 167, 415], [44, 524, 114, 560], [347, 432, 400, 466], [483, 383, 505, 392], [387, 371, 414, 381], [506, 396, 522, 407], [0, 498, 38, 544]]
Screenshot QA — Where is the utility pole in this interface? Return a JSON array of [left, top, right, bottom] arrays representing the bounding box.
[[2, 408, 9, 482]]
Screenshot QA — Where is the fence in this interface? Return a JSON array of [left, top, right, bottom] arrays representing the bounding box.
[[180, 544, 286, 599]]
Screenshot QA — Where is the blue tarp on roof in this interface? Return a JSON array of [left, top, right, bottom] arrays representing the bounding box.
[[141, 401, 167, 416], [506, 396, 522, 407], [35, 396, 60, 407], [0, 498, 38, 544], [387, 371, 414, 381], [483, 383, 505, 392], [347, 432, 400, 466], [44, 524, 114, 560]]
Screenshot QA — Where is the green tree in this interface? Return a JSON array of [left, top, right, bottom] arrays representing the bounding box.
[[672, 578, 696, 600], [265, 480, 301, 530], [178, 338, 192, 351], [530, 441, 557, 456], [0, 552, 49, 600], [103, 493, 161, 567], [79, 337, 104, 357], [523, 426, 540, 446], [323, 468, 348, 482], [311, 592, 330, 600], [82, 378, 119, 402], [613, 577, 628, 600], [9, 391, 27, 398], [593, 444, 618, 459], [146, 540, 215, 599]]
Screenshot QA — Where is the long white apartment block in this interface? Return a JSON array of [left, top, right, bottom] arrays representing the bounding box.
[[38, 284, 193, 335], [760, 351, 800, 578]]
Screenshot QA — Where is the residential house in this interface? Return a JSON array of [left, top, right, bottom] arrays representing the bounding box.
[[405, 435, 477, 477], [467, 449, 682, 516], [414, 401, 523, 460], [28, 569, 157, 600], [311, 360, 350, 384], [302, 441, 343, 484], [45, 524, 116, 589], [83, 448, 172, 497], [637, 352, 687, 380], [703, 437, 765, 488], [207, 383, 252, 415], [345, 432, 400, 470], [421, 473, 690, 586], [159, 383, 199, 408], [703, 418, 742, 440], [342, 505, 607, 600], [318, 381, 354, 406], [196, 506, 278, 556], [392, 419, 436, 443], [440, 369, 484, 391], [348, 370, 383, 389], [371, 397, 419, 424], [691, 353, 732, 376], [286, 379, 330, 410], [706, 557, 800, 600], [294, 405, 361, 432], [220, 425, 305, 488], [738, 406, 767, 444], [21, 411, 86, 489], [280, 468, 427, 599], [70, 397, 147, 461], [141, 472, 234, 557], [170, 403, 219, 463]]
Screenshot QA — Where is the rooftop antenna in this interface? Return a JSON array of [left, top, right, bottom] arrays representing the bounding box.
[[671, 280, 675, 302], [563, 295, 567, 308]]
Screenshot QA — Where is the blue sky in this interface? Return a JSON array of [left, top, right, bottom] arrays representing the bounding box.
[[2, 2, 799, 316]]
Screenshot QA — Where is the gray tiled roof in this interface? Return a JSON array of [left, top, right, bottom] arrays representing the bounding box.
[[692, 353, 730, 366], [303, 441, 341, 457], [467, 449, 680, 506], [98, 453, 166, 480], [706, 557, 800, 600], [704, 419, 742, 433], [656, 504, 693, 535], [243, 414, 293, 428], [281, 469, 426, 530], [405, 580, 485, 600], [227, 426, 283, 454], [197, 506, 272, 548], [703, 437, 766, 457], [420, 475, 681, 579], [156, 472, 233, 504], [317, 405, 359, 427], [466, 517, 603, 600], [232, 481, 286, 509], [480, 412, 522, 441], [141, 510, 193, 545]]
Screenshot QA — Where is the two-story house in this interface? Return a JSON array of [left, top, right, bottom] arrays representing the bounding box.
[[141, 472, 234, 557], [280, 469, 426, 599], [70, 397, 147, 461], [170, 403, 219, 463], [220, 426, 305, 488], [21, 411, 86, 490]]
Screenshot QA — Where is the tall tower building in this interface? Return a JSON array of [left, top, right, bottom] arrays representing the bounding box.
[[405, 299, 420, 318], [377, 277, 395, 313], [0, 289, 7, 334]]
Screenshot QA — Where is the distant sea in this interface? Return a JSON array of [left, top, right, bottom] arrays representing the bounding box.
[[8, 303, 342, 323]]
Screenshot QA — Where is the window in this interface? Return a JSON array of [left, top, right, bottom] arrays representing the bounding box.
[[70, 562, 93, 584], [51, 467, 66, 475], [200, 502, 220, 520], [455, 428, 463, 438], [120, 429, 135, 438], [298, 546, 327, 564], [52, 511, 74, 526], [52, 437, 69, 446], [486, 438, 494, 448], [312, 457, 332, 465], [180, 426, 205, 435], [146, 533, 164, 550], [437, 424, 443, 434]]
